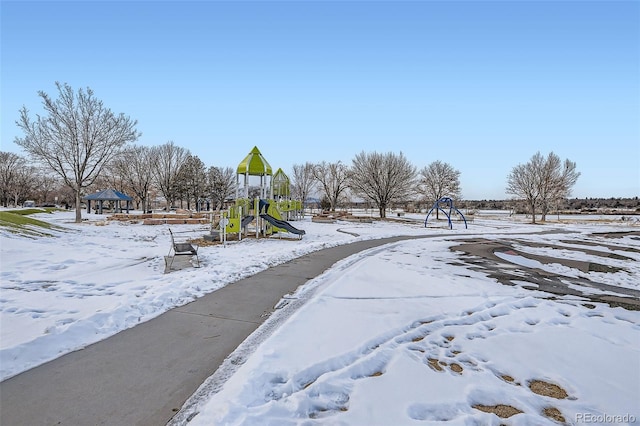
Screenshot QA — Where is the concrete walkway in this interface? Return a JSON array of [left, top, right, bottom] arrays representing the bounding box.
[[0, 236, 420, 426]]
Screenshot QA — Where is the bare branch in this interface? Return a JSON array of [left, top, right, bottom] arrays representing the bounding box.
[[313, 161, 350, 212], [14, 83, 140, 221], [349, 151, 416, 218], [150, 141, 190, 209], [506, 152, 579, 223], [291, 162, 317, 207]]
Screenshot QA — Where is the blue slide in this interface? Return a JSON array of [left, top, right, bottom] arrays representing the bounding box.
[[260, 214, 305, 236], [241, 215, 254, 228]]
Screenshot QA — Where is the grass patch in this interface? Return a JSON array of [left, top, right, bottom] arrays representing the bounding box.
[[6, 208, 58, 216], [0, 210, 67, 237]]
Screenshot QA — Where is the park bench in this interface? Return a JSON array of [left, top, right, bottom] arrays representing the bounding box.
[[166, 228, 200, 272]]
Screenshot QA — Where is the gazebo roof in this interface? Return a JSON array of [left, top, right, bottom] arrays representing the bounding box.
[[236, 146, 273, 176], [84, 188, 133, 201]]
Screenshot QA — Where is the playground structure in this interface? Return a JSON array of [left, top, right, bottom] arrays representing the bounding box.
[[424, 197, 468, 229], [212, 146, 305, 242]]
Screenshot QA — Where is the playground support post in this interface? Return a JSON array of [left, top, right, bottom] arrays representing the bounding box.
[[237, 205, 243, 241], [220, 213, 228, 247]]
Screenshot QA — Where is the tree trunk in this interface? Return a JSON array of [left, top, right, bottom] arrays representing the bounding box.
[[530, 200, 536, 224], [379, 203, 386, 218], [75, 190, 82, 223]]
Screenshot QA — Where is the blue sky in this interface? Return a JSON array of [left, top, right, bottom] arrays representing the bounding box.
[[2, 0, 638, 200]]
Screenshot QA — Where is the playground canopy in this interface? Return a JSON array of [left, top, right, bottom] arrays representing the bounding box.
[[236, 146, 273, 199], [236, 146, 272, 176], [272, 168, 291, 199], [84, 189, 133, 214]]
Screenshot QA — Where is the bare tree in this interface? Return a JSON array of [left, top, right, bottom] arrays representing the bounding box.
[[0, 152, 26, 207], [56, 184, 76, 209], [33, 170, 60, 206], [111, 146, 155, 212], [11, 165, 38, 206], [0, 152, 37, 207], [539, 152, 580, 221], [313, 161, 350, 212], [151, 141, 189, 209], [14, 82, 140, 222], [349, 151, 416, 218], [175, 155, 207, 210], [207, 166, 236, 211], [99, 163, 129, 194], [506, 152, 544, 223], [507, 152, 580, 223], [417, 161, 461, 218], [291, 162, 317, 208]]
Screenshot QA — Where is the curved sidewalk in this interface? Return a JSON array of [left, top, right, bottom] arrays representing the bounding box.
[[0, 236, 421, 426]]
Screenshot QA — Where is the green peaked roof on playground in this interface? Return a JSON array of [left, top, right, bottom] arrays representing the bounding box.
[[273, 168, 290, 197], [273, 168, 290, 183], [236, 146, 273, 176]]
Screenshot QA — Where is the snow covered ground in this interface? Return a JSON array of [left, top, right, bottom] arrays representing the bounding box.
[[1, 210, 639, 425]]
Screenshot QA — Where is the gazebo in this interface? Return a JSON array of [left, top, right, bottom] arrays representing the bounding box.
[[236, 146, 273, 199], [84, 189, 133, 214]]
